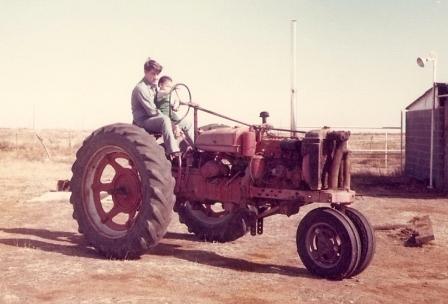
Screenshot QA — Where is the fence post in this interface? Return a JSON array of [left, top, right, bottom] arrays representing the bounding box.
[[35, 132, 51, 160], [68, 132, 72, 149]]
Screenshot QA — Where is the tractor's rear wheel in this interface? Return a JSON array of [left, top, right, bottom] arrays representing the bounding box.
[[296, 207, 361, 280], [176, 200, 249, 242], [70, 123, 175, 259]]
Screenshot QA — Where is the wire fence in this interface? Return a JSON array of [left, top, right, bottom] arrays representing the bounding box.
[[275, 126, 404, 174], [0, 127, 405, 173], [346, 128, 403, 174]]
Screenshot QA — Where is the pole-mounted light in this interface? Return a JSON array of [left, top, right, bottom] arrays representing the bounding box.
[[417, 53, 437, 189]]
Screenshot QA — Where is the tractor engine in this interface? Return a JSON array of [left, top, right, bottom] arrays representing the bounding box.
[[248, 138, 303, 189], [188, 125, 351, 199]]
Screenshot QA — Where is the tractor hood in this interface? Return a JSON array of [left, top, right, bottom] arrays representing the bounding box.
[[195, 126, 255, 156]]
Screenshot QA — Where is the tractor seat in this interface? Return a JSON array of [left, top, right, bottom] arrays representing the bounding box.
[[132, 121, 162, 139]]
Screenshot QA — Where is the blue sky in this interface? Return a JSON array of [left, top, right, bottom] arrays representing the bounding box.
[[0, 0, 447, 129]]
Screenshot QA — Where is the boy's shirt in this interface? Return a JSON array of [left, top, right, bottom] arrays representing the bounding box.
[[155, 90, 170, 115], [156, 90, 180, 120]]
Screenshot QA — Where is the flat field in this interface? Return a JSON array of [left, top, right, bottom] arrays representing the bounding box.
[[0, 128, 447, 303]]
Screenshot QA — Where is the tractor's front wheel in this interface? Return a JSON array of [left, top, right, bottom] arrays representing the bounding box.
[[343, 207, 376, 276], [296, 207, 361, 280], [70, 123, 175, 259]]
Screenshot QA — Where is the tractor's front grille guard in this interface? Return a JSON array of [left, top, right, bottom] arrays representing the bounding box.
[[322, 132, 351, 191], [302, 130, 352, 192]]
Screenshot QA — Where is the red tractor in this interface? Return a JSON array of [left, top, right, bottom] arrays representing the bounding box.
[[70, 84, 375, 280]]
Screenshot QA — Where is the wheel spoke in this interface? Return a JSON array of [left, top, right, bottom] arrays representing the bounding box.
[[92, 181, 114, 193], [126, 209, 137, 228], [107, 154, 125, 175], [101, 204, 122, 223], [128, 159, 139, 174], [132, 168, 139, 177], [203, 204, 213, 216]]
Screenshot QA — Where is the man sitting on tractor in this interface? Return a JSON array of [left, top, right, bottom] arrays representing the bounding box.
[[131, 57, 181, 158]]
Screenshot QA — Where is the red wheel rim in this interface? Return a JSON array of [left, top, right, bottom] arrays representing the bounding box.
[[82, 146, 143, 238]]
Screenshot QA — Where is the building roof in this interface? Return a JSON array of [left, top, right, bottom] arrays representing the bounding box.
[[406, 83, 448, 110]]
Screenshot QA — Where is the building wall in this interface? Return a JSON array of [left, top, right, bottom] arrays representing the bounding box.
[[405, 108, 445, 188]]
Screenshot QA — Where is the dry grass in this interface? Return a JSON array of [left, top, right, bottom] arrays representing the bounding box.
[[1, 128, 448, 303], [0, 128, 90, 163]]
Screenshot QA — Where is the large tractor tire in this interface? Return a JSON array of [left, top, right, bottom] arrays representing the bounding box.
[[176, 200, 250, 243], [296, 207, 361, 280], [70, 123, 175, 259]]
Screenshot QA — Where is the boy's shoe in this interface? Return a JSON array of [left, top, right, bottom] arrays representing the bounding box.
[[170, 151, 182, 167]]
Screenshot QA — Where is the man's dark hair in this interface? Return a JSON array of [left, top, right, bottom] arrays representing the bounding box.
[[144, 58, 162, 72], [158, 76, 172, 87]]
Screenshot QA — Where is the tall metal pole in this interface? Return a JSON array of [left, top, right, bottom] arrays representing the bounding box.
[[400, 110, 404, 173], [429, 59, 437, 189], [290, 20, 297, 137], [385, 130, 388, 171]]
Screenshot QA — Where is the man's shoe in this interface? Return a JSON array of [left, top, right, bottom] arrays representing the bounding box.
[[170, 151, 182, 159]]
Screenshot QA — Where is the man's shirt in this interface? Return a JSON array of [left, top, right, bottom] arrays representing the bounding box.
[[131, 78, 159, 126]]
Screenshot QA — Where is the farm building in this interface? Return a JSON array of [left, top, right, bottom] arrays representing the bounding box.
[[405, 82, 448, 189]]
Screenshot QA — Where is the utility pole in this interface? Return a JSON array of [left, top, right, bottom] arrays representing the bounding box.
[[290, 19, 297, 137]]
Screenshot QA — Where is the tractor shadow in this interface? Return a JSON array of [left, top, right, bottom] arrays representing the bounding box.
[[0, 227, 312, 278], [0, 227, 100, 259], [151, 232, 313, 279], [164, 231, 206, 242]]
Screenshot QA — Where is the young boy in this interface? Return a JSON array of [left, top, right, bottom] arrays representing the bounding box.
[[156, 76, 194, 147]]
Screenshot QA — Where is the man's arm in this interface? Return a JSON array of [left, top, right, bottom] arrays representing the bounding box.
[[134, 85, 159, 117]]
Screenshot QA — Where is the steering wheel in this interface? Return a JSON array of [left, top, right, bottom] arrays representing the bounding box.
[[168, 83, 192, 125]]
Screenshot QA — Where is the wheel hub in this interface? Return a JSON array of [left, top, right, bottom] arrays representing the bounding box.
[[111, 168, 141, 213], [308, 224, 341, 267], [86, 148, 144, 234], [315, 229, 339, 262]]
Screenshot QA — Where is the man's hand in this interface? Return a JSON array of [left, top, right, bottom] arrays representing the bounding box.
[[179, 101, 199, 107], [172, 125, 183, 138]]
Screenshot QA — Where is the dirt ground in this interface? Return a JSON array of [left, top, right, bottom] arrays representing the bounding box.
[[1, 154, 447, 304]]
